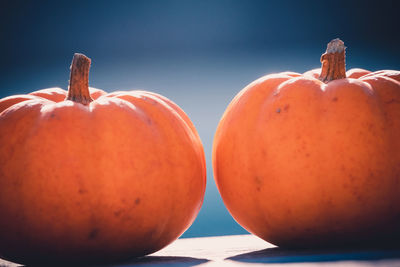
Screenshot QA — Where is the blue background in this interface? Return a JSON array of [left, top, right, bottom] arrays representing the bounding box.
[[1, 0, 399, 238]]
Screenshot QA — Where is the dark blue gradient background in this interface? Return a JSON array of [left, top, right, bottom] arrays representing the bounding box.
[[1, 0, 399, 238]]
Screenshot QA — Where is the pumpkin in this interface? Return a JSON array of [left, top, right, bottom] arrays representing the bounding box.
[[213, 39, 400, 248], [0, 54, 206, 264]]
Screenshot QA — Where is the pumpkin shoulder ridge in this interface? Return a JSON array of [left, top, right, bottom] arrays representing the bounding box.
[[229, 72, 301, 105], [0, 94, 50, 114], [29, 87, 68, 102], [362, 70, 400, 83], [111, 90, 202, 136]]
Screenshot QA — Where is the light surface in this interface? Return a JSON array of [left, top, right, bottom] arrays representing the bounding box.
[[2, 235, 400, 266]]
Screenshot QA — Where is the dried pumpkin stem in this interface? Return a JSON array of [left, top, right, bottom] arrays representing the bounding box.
[[319, 38, 346, 83], [66, 53, 93, 105]]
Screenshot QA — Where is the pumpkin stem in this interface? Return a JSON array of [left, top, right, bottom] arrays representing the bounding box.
[[319, 38, 346, 83], [66, 53, 93, 105]]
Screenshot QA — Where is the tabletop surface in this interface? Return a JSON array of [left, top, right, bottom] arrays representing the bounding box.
[[1, 234, 400, 267]]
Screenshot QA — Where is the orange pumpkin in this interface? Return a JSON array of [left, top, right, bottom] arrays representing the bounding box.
[[0, 54, 206, 264], [213, 39, 400, 247]]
